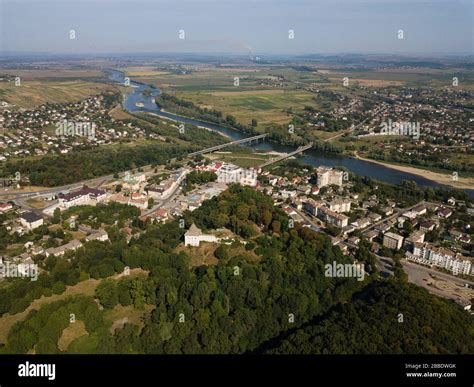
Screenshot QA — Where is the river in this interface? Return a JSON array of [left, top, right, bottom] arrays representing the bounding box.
[[107, 69, 473, 196]]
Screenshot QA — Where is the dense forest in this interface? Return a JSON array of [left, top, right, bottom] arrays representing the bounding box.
[[266, 280, 474, 354], [1, 186, 369, 353]]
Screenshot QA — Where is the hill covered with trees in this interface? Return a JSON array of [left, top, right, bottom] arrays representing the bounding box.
[[1, 186, 471, 354], [266, 280, 474, 354]]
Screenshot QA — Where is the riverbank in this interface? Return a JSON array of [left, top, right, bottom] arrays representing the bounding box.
[[148, 111, 235, 139], [354, 153, 474, 190], [147, 111, 232, 139]]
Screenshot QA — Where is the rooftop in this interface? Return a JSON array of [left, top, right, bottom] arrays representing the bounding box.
[[59, 187, 106, 202], [185, 223, 202, 237], [20, 212, 42, 223]]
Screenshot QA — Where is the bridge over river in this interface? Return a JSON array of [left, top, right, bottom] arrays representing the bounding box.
[[258, 143, 313, 169], [188, 134, 267, 157]]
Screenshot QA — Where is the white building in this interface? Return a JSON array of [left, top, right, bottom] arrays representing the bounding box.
[[351, 218, 371, 229], [383, 232, 404, 250], [58, 187, 107, 209], [45, 239, 83, 257], [85, 229, 109, 242], [318, 206, 349, 228], [184, 224, 218, 247], [109, 193, 148, 209], [316, 167, 343, 188], [147, 169, 187, 200], [328, 199, 351, 213], [0, 202, 13, 212], [216, 163, 257, 187], [408, 242, 472, 276]]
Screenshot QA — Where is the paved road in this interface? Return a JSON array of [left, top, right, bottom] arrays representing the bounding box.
[[142, 184, 183, 216], [293, 208, 322, 230], [0, 174, 114, 200], [0, 137, 224, 203], [402, 259, 474, 287], [402, 259, 474, 304], [373, 253, 473, 304], [374, 252, 473, 286], [362, 200, 426, 233]]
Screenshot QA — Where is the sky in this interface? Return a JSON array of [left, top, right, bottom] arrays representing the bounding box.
[[0, 0, 472, 56]]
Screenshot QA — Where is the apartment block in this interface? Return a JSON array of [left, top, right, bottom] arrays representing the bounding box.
[[383, 232, 404, 250]]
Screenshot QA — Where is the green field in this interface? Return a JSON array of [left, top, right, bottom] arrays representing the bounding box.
[[134, 67, 326, 128], [0, 79, 117, 109], [206, 150, 272, 168]]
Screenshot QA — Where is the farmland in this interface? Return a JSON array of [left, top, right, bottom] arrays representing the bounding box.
[[0, 79, 117, 109]]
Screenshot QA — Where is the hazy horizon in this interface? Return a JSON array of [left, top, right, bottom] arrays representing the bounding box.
[[1, 0, 473, 56]]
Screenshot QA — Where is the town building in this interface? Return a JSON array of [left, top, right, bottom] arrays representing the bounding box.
[[0, 202, 13, 212], [408, 230, 425, 243], [139, 208, 169, 223], [412, 204, 428, 216], [367, 212, 382, 222], [420, 220, 436, 232], [58, 187, 107, 209], [122, 172, 146, 191], [348, 236, 360, 246], [374, 223, 391, 234], [408, 243, 472, 276], [316, 167, 343, 188], [216, 163, 257, 187], [109, 193, 148, 209], [383, 232, 404, 250], [328, 199, 351, 213], [438, 208, 453, 219], [147, 182, 176, 199], [45, 239, 83, 257], [363, 229, 379, 242], [351, 218, 371, 229], [184, 224, 218, 247], [380, 206, 394, 216], [303, 198, 323, 217], [19, 212, 43, 230], [318, 206, 349, 228], [404, 230, 425, 249], [85, 229, 109, 242]]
